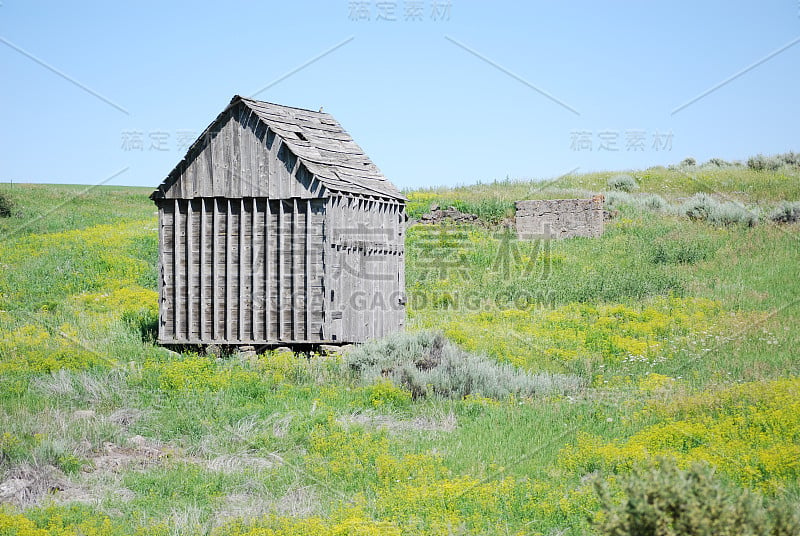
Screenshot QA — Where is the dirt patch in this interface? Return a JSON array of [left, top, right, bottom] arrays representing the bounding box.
[[89, 435, 164, 473], [0, 464, 68, 507]]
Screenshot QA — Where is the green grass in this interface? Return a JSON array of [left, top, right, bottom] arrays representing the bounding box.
[[0, 164, 799, 535]]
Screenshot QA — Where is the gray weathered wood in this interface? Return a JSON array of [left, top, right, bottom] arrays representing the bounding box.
[[153, 97, 406, 345]]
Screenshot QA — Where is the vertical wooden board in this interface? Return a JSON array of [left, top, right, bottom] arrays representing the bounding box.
[[251, 198, 260, 341], [248, 113, 263, 198], [219, 118, 232, 198], [173, 199, 181, 340], [266, 130, 277, 198], [184, 146, 201, 198], [399, 205, 406, 330], [313, 200, 326, 340], [176, 167, 187, 200], [275, 141, 284, 199], [219, 115, 232, 197], [238, 198, 245, 341], [290, 197, 302, 341], [164, 208, 176, 337], [186, 200, 194, 341], [283, 200, 293, 340], [237, 108, 250, 198], [256, 123, 268, 199], [249, 119, 262, 198], [231, 116, 242, 198], [339, 197, 350, 341], [211, 200, 220, 340], [157, 203, 168, 341], [198, 199, 206, 339], [374, 202, 382, 338], [246, 108, 259, 198], [210, 127, 222, 197], [197, 140, 210, 198], [218, 199, 229, 341], [225, 199, 232, 340], [324, 197, 338, 340], [276, 143, 286, 199], [304, 199, 311, 340], [277, 199, 284, 340], [210, 124, 222, 197], [264, 199, 272, 341]]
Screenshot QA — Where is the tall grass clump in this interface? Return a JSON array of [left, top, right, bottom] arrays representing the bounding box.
[[450, 199, 515, 224], [607, 174, 638, 192], [769, 201, 800, 223], [345, 330, 584, 400], [594, 458, 800, 536]]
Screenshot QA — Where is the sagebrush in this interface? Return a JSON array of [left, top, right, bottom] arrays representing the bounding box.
[[345, 330, 585, 400], [594, 458, 800, 536]]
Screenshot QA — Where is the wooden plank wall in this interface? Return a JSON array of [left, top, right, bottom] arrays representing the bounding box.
[[323, 194, 405, 342], [158, 198, 325, 344], [161, 104, 323, 200]]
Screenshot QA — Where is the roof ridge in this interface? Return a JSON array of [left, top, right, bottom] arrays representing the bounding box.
[[152, 96, 405, 201], [234, 95, 332, 117]]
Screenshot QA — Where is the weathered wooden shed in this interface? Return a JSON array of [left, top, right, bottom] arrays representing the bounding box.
[[150, 95, 406, 347]]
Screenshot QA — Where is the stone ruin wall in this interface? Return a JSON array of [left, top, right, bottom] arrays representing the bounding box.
[[515, 196, 604, 239]]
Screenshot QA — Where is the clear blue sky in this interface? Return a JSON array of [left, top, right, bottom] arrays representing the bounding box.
[[1, 0, 798, 190]]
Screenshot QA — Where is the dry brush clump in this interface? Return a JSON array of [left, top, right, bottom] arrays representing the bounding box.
[[345, 330, 585, 401], [593, 458, 800, 536], [0, 192, 13, 218]]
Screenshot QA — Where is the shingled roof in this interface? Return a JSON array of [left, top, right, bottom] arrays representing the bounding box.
[[152, 95, 404, 201]]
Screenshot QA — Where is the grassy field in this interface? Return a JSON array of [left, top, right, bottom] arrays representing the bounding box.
[[0, 161, 798, 535]]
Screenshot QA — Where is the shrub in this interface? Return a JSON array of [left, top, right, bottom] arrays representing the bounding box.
[[769, 201, 800, 223], [345, 330, 584, 400], [607, 174, 638, 192], [681, 193, 755, 226], [602, 192, 670, 213], [638, 194, 668, 212], [709, 201, 757, 227], [777, 151, 799, 167], [706, 157, 731, 167], [682, 193, 718, 221], [747, 154, 784, 171], [680, 157, 696, 167], [593, 458, 800, 536], [0, 192, 12, 218], [603, 191, 634, 210]]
